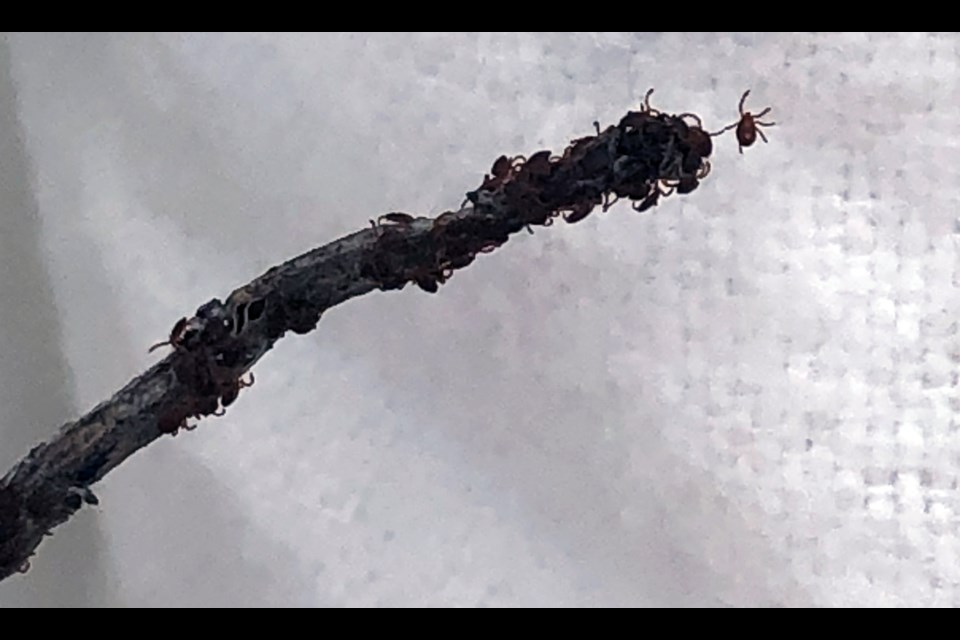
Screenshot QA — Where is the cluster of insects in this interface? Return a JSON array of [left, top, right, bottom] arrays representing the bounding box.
[[160, 371, 256, 436], [366, 210, 486, 294], [148, 306, 259, 435], [614, 89, 713, 213], [362, 88, 775, 298], [618, 88, 774, 213], [461, 88, 774, 230]]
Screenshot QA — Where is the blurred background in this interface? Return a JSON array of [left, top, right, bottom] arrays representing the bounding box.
[[1, 32, 958, 607]]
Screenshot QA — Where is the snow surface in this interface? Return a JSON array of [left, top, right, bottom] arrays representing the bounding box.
[[1, 32, 959, 607]]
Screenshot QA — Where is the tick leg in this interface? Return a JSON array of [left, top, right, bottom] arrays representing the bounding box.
[[710, 121, 739, 136], [757, 129, 770, 144], [239, 372, 256, 388], [147, 340, 171, 353], [641, 88, 659, 115], [678, 112, 703, 128], [169, 418, 188, 436], [697, 160, 712, 179], [657, 181, 676, 196], [753, 107, 772, 119], [602, 194, 620, 211]]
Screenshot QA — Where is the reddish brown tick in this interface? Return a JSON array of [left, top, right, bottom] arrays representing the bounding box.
[[378, 212, 415, 225], [370, 212, 415, 234], [149, 317, 188, 353], [677, 112, 714, 160], [714, 90, 775, 153]]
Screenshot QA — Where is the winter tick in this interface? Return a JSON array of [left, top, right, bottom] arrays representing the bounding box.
[[715, 89, 776, 153], [148, 317, 188, 353]]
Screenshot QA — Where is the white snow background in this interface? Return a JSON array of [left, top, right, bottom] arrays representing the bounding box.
[[1, 32, 958, 607]]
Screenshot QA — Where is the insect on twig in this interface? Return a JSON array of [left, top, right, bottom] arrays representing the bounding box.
[[148, 317, 188, 353]]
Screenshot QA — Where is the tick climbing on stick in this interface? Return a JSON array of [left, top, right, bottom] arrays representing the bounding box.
[[715, 89, 776, 153], [148, 317, 188, 353]]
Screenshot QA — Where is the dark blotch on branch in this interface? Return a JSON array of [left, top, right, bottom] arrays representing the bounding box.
[[247, 298, 266, 322]]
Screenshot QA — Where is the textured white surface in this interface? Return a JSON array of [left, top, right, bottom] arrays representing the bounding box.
[[1, 32, 959, 607]]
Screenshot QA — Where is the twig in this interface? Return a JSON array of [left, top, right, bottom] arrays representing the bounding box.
[[0, 105, 715, 581]]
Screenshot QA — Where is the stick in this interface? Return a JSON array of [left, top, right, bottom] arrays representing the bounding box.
[[0, 106, 713, 581]]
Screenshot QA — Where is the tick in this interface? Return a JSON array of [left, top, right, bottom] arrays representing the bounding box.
[[715, 90, 775, 153], [378, 212, 415, 225], [148, 317, 188, 353], [371, 212, 415, 232], [676, 113, 714, 160]]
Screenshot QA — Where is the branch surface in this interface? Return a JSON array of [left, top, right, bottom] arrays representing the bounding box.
[[0, 105, 715, 581]]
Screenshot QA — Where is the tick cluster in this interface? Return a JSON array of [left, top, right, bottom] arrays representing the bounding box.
[[149, 298, 265, 436], [149, 90, 773, 433], [363, 89, 773, 295]]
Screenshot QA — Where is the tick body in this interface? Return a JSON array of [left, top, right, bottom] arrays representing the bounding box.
[[681, 121, 714, 160], [715, 90, 775, 153], [490, 155, 512, 179], [633, 188, 660, 213], [632, 181, 674, 213], [562, 202, 593, 224], [372, 212, 415, 229], [521, 150, 552, 178], [370, 212, 416, 238], [379, 212, 415, 225]]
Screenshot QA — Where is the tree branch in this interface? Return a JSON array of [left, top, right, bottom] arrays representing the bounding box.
[[0, 105, 714, 581]]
